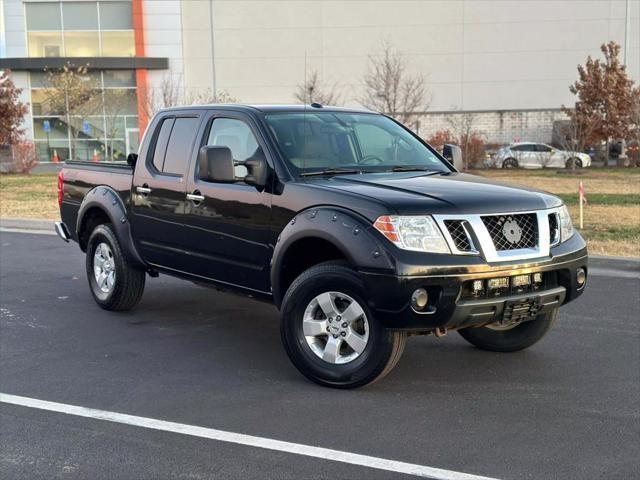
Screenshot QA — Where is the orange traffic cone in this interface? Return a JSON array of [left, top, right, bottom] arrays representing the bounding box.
[[52, 150, 59, 163], [92, 149, 99, 162]]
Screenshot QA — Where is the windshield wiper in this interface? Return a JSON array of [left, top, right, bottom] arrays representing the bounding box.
[[300, 168, 361, 177], [389, 166, 432, 172]]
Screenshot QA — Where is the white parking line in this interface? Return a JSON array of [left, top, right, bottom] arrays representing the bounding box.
[[0, 393, 499, 480]]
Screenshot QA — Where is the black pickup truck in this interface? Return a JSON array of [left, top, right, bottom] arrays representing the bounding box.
[[56, 104, 588, 388]]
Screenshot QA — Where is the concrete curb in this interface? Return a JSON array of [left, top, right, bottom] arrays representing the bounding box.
[[589, 256, 640, 272], [1, 217, 639, 269], [0, 218, 56, 232]]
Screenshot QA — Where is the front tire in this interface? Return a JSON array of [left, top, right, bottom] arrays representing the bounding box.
[[280, 263, 406, 388], [502, 158, 518, 169], [566, 157, 583, 169], [86, 224, 146, 311], [458, 309, 557, 352]]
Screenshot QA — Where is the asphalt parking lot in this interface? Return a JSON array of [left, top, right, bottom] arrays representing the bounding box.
[[1, 231, 638, 480]]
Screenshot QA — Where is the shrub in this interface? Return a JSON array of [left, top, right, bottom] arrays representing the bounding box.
[[460, 133, 487, 169], [427, 129, 457, 148], [426, 129, 487, 169], [6, 142, 38, 174]]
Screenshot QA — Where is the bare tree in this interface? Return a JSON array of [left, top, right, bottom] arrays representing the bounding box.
[[295, 69, 342, 105], [43, 63, 101, 159], [445, 110, 486, 169], [142, 75, 239, 118], [141, 75, 182, 119], [555, 114, 601, 169], [185, 87, 238, 105], [102, 89, 133, 161], [360, 41, 429, 128]]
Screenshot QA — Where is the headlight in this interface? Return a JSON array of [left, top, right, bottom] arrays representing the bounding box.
[[373, 215, 450, 253], [558, 205, 574, 242]]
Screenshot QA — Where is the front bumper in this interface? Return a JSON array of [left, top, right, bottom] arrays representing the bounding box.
[[362, 234, 588, 332]]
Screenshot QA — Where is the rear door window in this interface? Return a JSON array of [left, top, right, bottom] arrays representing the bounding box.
[[164, 117, 199, 175], [150, 117, 199, 175]]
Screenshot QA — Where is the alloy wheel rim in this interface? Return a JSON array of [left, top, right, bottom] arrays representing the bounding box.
[[302, 291, 369, 364], [93, 242, 116, 294]]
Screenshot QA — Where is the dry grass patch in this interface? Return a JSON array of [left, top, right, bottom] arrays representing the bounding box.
[[474, 169, 640, 195], [568, 204, 640, 258], [0, 173, 59, 220]]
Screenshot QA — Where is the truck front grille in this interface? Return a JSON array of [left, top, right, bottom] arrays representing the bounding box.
[[444, 220, 473, 252], [481, 213, 538, 251]]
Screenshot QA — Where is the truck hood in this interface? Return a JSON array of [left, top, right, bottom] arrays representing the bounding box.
[[309, 172, 562, 215]]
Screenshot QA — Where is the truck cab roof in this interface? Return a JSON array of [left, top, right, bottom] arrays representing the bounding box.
[[158, 104, 377, 115]]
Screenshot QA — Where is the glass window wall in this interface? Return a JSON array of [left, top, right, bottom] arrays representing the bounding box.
[[30, 70, 138, 163], [25, 1, 134, 58]]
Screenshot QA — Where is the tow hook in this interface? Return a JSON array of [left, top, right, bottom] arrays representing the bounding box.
[[434, 327, 448, 338]]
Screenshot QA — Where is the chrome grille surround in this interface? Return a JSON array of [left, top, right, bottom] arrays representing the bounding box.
[[548, 212, 560, 247], [435, 208, 563, 263]]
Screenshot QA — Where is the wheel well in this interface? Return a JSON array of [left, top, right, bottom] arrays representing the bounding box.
[[78, 207, 111, 251], [278, 237, 349, 299]]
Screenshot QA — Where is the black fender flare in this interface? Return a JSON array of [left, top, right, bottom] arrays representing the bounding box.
[[76, 186, 148, 269], [270, 206, 395, 307]]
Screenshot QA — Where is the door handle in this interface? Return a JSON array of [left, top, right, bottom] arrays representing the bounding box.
[[187, 191, 205, 203], [136, 185, 151, 195]]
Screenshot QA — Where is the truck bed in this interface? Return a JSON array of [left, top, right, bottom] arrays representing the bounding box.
[[60, 161, 134, 241]]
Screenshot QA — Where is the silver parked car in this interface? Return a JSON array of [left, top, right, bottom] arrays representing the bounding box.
[[491, 142, 591, 169]]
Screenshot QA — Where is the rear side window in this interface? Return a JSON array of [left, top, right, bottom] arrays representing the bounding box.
[[512, 144, 535, 152], [164, 117, 199, 175], [152, 118, 174, 172], [151, 117, 199, 175]]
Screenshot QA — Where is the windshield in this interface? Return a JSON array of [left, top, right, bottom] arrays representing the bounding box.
[[264, 112, 450, 176]]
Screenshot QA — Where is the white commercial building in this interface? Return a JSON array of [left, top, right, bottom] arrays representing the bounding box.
[[2, 0, 639, 160]]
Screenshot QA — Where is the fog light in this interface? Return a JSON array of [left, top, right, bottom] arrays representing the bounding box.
[[488, 277, 509, 291], [411, 288, 429, 311], [472, 280, 484, 295], [576, 268, 586, 287], [512, 274, 531, 288]]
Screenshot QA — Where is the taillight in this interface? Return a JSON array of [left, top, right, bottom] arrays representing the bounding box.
[[57, 170, 64, 207]]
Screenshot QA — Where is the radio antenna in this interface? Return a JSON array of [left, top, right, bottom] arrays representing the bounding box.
[[303, 51, 308, 175]]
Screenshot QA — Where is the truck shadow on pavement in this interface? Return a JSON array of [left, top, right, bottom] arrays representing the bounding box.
[[114, 277, 560, 393]]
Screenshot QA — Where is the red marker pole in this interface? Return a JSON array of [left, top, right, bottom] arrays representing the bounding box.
[[579, 182, 585, 229]]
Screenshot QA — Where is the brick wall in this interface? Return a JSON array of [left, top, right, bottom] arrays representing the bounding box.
[[415, 110, 569, 146]]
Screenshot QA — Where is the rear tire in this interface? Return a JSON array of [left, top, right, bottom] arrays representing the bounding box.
[[86, 224, 145, 311], [458, 309, 557, 352], [502, 158, 518, 168], [280, 262, 406, 388]]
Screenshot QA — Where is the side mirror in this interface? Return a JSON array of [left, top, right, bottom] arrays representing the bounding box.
[[244, 152, 268, 187], [198, 145, 235, 183], [126, 153, 138, 167], [443, 144, 463, 170]]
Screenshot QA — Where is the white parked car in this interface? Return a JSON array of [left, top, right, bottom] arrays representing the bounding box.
[[491, 142, 591, 169]]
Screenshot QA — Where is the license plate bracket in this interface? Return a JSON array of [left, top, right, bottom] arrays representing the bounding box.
[[501, 296, 541, 324]]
